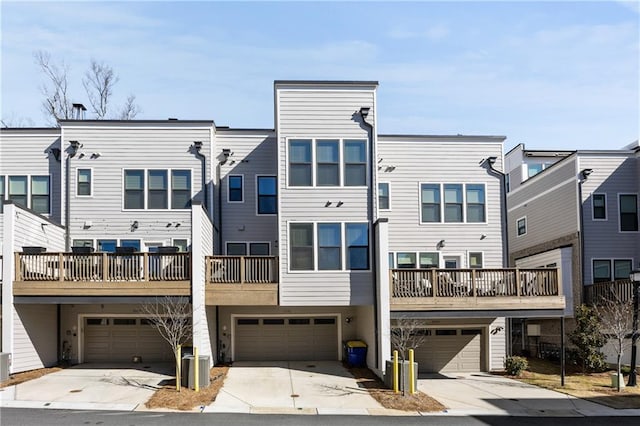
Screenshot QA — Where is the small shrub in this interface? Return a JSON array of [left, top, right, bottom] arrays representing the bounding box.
[[504, 356, 528, 376]]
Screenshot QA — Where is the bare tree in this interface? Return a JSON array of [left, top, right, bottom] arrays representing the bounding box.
[[594, 290, 634, 391], [1, 113, 36, 128], [390, 316, 427, 361], [118, 94, 141, 120], [34, 50, 73, 123], [141, 296, 192, 391], [82, 59, 118, 119]]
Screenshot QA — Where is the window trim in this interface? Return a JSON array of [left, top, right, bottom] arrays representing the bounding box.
[[378, 182, 391, 211], [419, 182, 487, 224], [256, 175, 277, 215], [147, 169, 169, 210], [225, 241, 271, 256], [122, 168, 193, 211], [287, 221, 370, 273], [618, 193, 639, 233], [469, 251, 484, 269], [30, 175, 51, 215], [76, 168, 93, 197], [227, 174, 244, 203], [6, 174, 52, 215], [0, 175, 4, 213], [591, 193, 607, 221], [315, 139, 341, 187], [516, 216, 527, 237], [591, 258, 635, 283]]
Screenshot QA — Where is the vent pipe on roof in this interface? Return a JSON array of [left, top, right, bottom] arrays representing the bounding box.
[[72, 103, 87, 120]]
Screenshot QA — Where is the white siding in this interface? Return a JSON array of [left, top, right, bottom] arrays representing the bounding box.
[[192, 203, 214, 363], [489, 317, 506, 371], [378, 138, 505, 268], [12, 304, 57, 373], [12, 205, 66, 252]]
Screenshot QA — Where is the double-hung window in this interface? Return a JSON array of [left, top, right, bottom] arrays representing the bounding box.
[[421, 183, 485, 223], [171, 170, 191, 209], [346, 223, 369, 269], [228, 175, 243, 202], [316, 140, 340, 186], [257, 176, 277, 214], [77, 169, 92, 196], [466, 184, 485, 222], [8, 176, 28, 208], [517, 217, 527, 236], [318, 223, 342, 270], [619, 194, 638, 231], [289, 140, 312, 186], [124, 170, 144, 209], [0, 175, 5, 213], [444, 184, 463, 222], [421, 184, 441, 222], [592, 194, 606, 220], [614, 259, 632, 280], [593, 259, 611, 283], [290, 223, 314, 270], [148, 170, 168, 209], [344, 140, 366, 186], [378, 183, 390, 210], [31, 176, 50, 214]]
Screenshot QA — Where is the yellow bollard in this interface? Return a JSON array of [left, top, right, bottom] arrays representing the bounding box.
[[176, 345, 181, 391], [408, 349, 415, 394], [393, 350, 399, 393], [194, 346, 199, 392]]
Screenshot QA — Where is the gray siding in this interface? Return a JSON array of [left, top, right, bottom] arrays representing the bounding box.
[[217, 131, 278, 253], [276, 84, 376, 305], [580, 154, 639, 283], [12, 204, 66, 252], [508, 157, 579, 254], [378, 139, 505, 268], [62, 123, 213, 250]]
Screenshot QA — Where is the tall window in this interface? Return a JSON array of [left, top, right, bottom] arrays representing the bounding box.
[[77, 169, 92, 196], [318, 223, 341, 270], [469, 252, 483, 268], [444, 184, 463, 222], [619, 194, 638, 231], [124, 170, 144, 209], [517, 217, 527, 236], [31, 176, 50, 214], [257, 176, 277, 214], [0, 175, 5, 213], [593, 260, 611, 282], [289, 140, 312, 186], [290, 223, 314, 270], [171, 170, 191, 209], [378, 183, 390, 210], [346, 223, 369, 269], [421, 184, 441, 222], [592, 194, 606, 220], [344, 140, 366, 186], [8, 176, 28, 208], [466, 184, 485, 222], [316, 140, 339, 186], [148, 170, 168, 209], [228, 175, 243, 202]]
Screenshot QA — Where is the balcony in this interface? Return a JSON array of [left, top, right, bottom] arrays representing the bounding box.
[[585, 279, 634, 305], [390, 268, 565, 311], [13, 252, 191, 296], [205, 256, 278, 305]]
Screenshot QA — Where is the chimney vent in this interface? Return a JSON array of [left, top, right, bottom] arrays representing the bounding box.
[[72, 103, 87, 120]]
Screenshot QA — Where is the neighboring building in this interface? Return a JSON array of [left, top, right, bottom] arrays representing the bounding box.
[[505, 141, 639, 357], [1, 81, 565, 375]]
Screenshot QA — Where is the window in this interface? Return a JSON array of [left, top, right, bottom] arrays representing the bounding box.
[[421, 184, 441, 222], [228, 175, 243, 202], [517, 217, 527, 236], [98, 240, 117, 252], [290, 223, 314, 270], [73, 239, 93, 248], [466, 184, 485, 222], [148, 170, 168, 209], [30, 176, 50, 214], [124, 170, 144, 209], [397, 252, 417, 269], [77, 169, 92, 196], [318, 223, 342, 270], [619, 194, 638, 231], [171, 170, 191, 209], [173, 239, 189, 252], [0, 175, 4, 213], [316, 140, 339, 186], [226, 242, 270, 255], [249, 243, 270, 255], [444, 184, 463, 222], [469, 252, 483, 268], [593, 259, 611, 283], [614, 260, 632, 280], [257, 176, 277, 214], [120, 239, 141, 251], [289, 318, 310, 325], [237, 318, 259, 325], [346, 223, 369, 270], [527, 163, 544, 178], [226, 243, 247, 255], [8, 176, 27, 208], [289, 139, 312, 186], [113, 318, 136, 325], [419, 252, 439, 268], [378, 182, 390, 210], [592, 194, 606, 220], [344, 140, 366, 186]]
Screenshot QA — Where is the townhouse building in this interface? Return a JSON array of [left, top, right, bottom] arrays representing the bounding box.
[[505, 142, 639, 358], [1, 81, 566, 376]]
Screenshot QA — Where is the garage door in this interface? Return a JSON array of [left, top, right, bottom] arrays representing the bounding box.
[[234, 317, 338, 361], [84, 317, 174, 362], [414, 328, 483, 373]]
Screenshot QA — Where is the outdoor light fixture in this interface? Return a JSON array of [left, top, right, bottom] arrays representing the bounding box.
[[580, 168, 593, 180], [629, 269, 640, 386], [437, 239, 446, 249], [131, 220, 139, 232]]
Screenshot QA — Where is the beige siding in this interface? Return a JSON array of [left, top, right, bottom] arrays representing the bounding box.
[[12, 304, 57, 372], [378, 139, 505, 268]]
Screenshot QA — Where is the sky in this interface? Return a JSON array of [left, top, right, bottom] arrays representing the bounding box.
[[1, 1, 638, 152]]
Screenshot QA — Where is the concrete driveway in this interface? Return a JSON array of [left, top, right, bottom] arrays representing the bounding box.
[[0, 363, 173, 411], [205, 361, 383, 415]]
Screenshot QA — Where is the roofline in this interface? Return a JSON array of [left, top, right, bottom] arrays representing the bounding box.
[[576, 149, 639, 155], [1, 127, 60, 132], [274, 80, 379, 86], [505, 143, 525, 157], [379, 134, 506, 142], [59, 119, 215, 124], [215, 127, 275, 132]]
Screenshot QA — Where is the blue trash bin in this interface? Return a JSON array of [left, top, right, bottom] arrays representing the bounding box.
[[344, 340, 367, 367]]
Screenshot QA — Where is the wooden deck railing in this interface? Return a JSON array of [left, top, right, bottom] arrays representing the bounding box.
[[206, 256, 278, 284], [15, 252, 191, 282], [585, 279, 634, 305], [391, 268, 560, 298]]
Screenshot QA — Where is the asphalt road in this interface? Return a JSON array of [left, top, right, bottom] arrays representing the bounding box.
[[1, 409, 640, 426]]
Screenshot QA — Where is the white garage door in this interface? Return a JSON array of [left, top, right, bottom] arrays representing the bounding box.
[[234, 316, 338, 361], [84, 317, 174, 362], [414, 328, 483, 373]]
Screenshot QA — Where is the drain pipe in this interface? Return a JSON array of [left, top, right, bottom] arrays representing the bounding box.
[[578, 168, 592, 303], [193, 141, 208, 211], [485, 157, 509, 267], [65, 141, 81, 251]]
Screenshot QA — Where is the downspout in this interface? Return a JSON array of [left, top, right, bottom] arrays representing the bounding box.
[[359, 107, 378, 368], [217, 163, 223, 253], [577, 169, 592, 303], [193, 141, 207, 211], [65, 141, 81, 251]]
